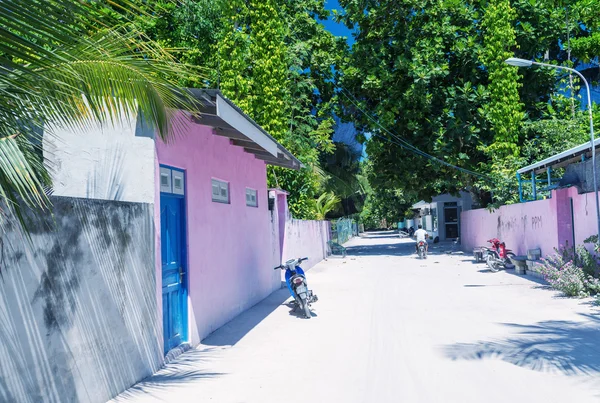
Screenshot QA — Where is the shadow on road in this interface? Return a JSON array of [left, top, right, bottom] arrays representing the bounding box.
[[359, 230, 399, 239], [203, 287, 292, 347], [345, 242, 415, 257], [442, 313, 600, 376], [112, 348, 225, 401], [346, 241, 459, 258]]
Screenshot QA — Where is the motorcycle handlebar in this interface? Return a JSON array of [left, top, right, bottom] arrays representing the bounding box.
[[274, 257, 308, 270]]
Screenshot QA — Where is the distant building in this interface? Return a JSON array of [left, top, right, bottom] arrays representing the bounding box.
[[405, 192, 473, 241]]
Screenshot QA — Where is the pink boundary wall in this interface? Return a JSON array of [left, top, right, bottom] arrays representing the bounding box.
[[570, 187, 597, 247], [461, 187, 598, 257], [154, 117, 331, 347]]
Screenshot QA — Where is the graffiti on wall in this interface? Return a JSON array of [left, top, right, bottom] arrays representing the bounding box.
[[497, 214, 543, 236], [497, 216, 517, 233]]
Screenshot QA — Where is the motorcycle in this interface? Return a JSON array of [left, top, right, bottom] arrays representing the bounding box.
[[417, 241, 427, 259], [274, 257, 318, 318], [485, 238, 515, 272]]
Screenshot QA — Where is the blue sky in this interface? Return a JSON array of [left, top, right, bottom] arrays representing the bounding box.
[[323, 0, 355, 45]]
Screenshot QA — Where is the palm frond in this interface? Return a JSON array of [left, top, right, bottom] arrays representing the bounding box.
[[315, 192, 340, 220], [0, 0, 205, 230]]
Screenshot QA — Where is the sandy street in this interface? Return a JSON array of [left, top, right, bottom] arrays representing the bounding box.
[[112, 232, 600, 403]]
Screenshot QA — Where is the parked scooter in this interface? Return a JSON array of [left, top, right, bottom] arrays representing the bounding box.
[[417, 241, 427, 259], [484, 238, 515, 272], [274, 257, 318, 318]]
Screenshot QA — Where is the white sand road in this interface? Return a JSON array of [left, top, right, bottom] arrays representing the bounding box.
[[112, 232, 600, 403]]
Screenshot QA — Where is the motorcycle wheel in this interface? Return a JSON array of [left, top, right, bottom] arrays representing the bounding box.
[[487, 254, 500, 273], [303, 301, 311, 318]]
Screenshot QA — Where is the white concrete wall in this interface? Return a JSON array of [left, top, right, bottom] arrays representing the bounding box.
[[282, 219, 331, 271], [43, 116, 155, 204], [0, 197, 162, 403]]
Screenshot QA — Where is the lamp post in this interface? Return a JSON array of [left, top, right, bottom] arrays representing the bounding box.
[[505, 57, 599, 243]]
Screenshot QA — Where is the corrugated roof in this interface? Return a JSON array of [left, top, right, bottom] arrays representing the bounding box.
[[517, 138, 598, 175]]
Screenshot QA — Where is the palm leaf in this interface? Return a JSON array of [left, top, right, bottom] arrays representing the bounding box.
[[315, 192, 340, 220], [0, 0, 204, 231]]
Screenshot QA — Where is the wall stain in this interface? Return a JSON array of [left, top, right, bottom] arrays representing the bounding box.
[[32, 200, 84, 332]]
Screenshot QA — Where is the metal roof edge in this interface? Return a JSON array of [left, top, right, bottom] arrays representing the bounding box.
[[186, 88, 303, 170], [517, 138, 600, 174]]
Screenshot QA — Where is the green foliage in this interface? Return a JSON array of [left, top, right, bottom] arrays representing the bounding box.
[[128, 0, 223, 87], [570, 0, 600, 61], [216, 0, 348, 219], [480, 0, 523, 159], [319, 142, 366, 217], [520, 113, 590, 165], [314, 192, 340, 220], [337, 0, 587, 208]]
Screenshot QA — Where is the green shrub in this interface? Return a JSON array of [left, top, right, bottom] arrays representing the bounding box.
[[538, 244, 600, 298]]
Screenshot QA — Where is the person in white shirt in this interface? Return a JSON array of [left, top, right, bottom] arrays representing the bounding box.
[[414, 225, 429, 254]]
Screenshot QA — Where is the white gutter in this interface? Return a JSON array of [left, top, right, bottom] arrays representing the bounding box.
[[215, 94, 279, 157]]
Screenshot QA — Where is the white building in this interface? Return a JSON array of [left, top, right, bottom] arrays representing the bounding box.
[[407, 192, 473, 241]]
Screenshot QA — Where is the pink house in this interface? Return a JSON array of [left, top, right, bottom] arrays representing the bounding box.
[[154, 90, 301, 352], [46, 89, 302, 356]]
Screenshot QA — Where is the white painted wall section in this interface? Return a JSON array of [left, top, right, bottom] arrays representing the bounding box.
[[43, 115, 155, 204]]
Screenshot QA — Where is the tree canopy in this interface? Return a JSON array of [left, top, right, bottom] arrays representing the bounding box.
[[336, 0, 596, 209]]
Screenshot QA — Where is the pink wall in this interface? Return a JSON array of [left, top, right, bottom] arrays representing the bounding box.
[[461, 195, 560, 256], [462, 187, 600, 257], [570, 187, 598, 249], [155, 119, 280, 344]]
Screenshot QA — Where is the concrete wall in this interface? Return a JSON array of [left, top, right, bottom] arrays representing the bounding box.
[[0, 197, 161, 403], [43, 116, 155, 204], [282, 219, 331, 271], [272, 189, 331, 270], [155, 119, 281, 344], [460, 187, 599, 257], [461, 195, 559, 256], [570, 187, 598, 247]]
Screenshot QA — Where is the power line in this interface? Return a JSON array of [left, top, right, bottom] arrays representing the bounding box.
[[339, 88, 490, 180]]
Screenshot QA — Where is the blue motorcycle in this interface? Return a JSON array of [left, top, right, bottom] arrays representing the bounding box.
[[274, 257, 318, 318]]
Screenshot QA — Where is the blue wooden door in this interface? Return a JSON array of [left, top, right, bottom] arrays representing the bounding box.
[[161, 194, 187, 353]]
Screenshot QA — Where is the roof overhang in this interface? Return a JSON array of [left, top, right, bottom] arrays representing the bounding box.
[[187, 89, 302, 170], [411, 200, 428, 209], [517, 138, 599, 175]]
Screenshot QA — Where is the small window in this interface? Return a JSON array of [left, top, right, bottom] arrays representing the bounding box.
[[246, 188, 258, 207], [160, 167, 172, 193], [172, 170, 185, 196], [212, 179, 229, 203]]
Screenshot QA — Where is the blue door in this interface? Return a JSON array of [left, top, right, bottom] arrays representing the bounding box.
[[161, 193, 188, 353]]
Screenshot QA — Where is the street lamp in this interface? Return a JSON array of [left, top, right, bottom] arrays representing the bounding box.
[[505, 57, 599, 243]]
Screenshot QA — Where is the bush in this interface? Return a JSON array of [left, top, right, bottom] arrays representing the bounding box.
[[538, 259, 587, 297], [538, 244, 600, 298]]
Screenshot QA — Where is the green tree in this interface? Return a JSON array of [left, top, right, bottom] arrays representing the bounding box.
[[337, 0, 581, 208], [571, 0, 600, 61]]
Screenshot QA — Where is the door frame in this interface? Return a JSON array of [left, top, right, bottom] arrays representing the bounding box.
[[443, 202, 460, 240], [159, 164, 189, 353]]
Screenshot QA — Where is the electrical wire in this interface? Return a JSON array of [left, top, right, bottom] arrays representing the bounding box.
[[339, 88, 491, 180]]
